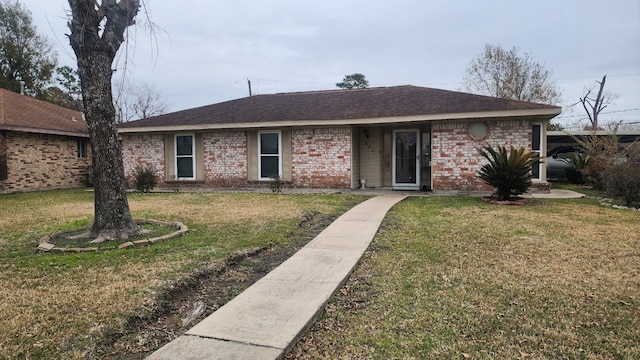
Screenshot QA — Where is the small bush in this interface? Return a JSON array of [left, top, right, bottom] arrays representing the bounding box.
[[86, 166, 94, 187], [573, 128, 628, 190], [134, 165, 158, 193], [563, 152, 590, 184], [270, 174, 282, 193], [582, 156, 613, 190], [603, 163, 640, 207], [477, 145, 539, 201]]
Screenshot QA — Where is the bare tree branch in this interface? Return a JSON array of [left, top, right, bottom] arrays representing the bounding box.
[[463, 44, 561, 105], [579, 75, 617, 130]]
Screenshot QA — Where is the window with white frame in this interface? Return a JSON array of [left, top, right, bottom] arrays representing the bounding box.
[[531, 124, 542, 179], [175, 134, 195, 179], [258, 131, 281, 179]]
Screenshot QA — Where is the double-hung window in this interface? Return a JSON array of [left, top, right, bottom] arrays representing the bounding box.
[[258, 131, 281, 179], [77, 138, 87, 158], [531, 124, 542, 179], [175, 134, 195, 179]]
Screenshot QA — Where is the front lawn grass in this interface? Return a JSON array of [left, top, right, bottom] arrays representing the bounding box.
[[289, 196, 640, 359], [0, 189, 364, 359]]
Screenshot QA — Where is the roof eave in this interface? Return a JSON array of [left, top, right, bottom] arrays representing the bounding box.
[[117, 107, 562, 134], [0, 124, 89, 138]]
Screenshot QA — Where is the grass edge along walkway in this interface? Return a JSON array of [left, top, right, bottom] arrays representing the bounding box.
[[147, 194, 407, 360]]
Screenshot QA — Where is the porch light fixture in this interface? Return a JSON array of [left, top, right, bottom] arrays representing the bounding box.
[[363, 128, 370, 139], [469, 122, 488, 139]]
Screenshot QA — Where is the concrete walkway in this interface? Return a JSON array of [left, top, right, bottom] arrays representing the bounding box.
[[522, 189, 585, 199], [147, 194, 407, 360]]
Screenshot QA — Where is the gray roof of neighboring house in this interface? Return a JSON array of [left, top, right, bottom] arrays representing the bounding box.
[[0, 88, 87, 137], [118, 85, 561, 131]]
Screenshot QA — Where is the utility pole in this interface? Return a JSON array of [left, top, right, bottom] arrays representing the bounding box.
[[247, 78, 252, 96]]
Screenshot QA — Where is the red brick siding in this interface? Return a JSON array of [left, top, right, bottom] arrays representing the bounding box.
[[203, 131, 247, 187], [431, 120, 531, 191], [0, 131, 91, 193], [291, 127, 351, 188], [121, 134, 165, 185]]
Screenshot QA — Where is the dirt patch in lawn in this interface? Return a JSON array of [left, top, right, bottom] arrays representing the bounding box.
[[94, 211, 334, 359]]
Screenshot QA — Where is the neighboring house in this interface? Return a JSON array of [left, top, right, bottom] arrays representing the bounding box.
[[0, 89, 90, 193], [118, 85, 560, 192]]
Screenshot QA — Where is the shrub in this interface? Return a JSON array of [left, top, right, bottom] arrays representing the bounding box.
[[477, 145, 539, 201], [627, 142, 640, 163], [86, 166, 94, 187], [573, 127, 628, 190], [134, 165, 158, 193], [270, 174, 282, 193], [603, 163, 640, 207], [562, 152, 590, 184]]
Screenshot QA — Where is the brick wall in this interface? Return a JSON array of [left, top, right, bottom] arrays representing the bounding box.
[[291, 127, 352, 188], [0, 131, 91, 193], [121, 134, 165, 186], [203, 131, 247, 186], [431, 120, 531, 191]]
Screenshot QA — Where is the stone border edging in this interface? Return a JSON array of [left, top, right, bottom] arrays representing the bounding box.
[[37, 219, 189, 253], [587, 196, 640, 211]]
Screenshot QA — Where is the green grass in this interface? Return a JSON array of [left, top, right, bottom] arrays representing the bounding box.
[[552, 182, 640, 209], [289, 196, 640, 359], [0, 189, 365, 359], [4, 189, 638, 359]]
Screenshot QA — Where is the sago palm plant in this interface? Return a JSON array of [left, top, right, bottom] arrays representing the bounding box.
[[562, 152, 591, 184], [477, 145, 540, 201]]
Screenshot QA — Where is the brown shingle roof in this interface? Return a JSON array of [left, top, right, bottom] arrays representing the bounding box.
[[0, 88, 87, 137], [119, 85, 561, 130]]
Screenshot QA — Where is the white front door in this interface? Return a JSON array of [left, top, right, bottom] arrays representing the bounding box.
[[392, 129, 420, 190]]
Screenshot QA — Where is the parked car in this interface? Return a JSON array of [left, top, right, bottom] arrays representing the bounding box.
[[546, 146, 583, 180]]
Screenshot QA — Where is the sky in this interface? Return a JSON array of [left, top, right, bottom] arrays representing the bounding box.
[[27, 0, 640, 129]]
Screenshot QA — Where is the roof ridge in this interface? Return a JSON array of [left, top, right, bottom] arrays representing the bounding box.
[[271, 85, 413, 97]]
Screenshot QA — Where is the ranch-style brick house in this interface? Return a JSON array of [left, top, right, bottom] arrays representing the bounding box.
[[0, 89, 90, 193], [118, 85, 561, 192]]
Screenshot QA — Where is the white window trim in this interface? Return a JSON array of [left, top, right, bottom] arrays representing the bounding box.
[[531, 123, 542, 180], [258, 130, 282, 180], [391, 128, 421, 190], [175, 133, 196, 180]]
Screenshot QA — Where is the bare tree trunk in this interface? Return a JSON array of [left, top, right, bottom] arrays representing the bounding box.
[[82, 51, 140, 239], [68, 0, 141, 240], [581, 75, 607, 131]]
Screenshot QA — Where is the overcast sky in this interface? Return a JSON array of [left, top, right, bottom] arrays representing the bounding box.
[[28, 0, 640, 128]]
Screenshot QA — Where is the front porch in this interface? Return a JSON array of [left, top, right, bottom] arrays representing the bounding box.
[[353, 125, 433, 191]]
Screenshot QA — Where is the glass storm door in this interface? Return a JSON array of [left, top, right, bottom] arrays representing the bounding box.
[[392, 129, 420, 190]]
